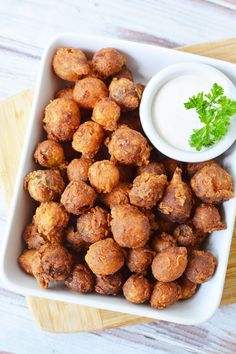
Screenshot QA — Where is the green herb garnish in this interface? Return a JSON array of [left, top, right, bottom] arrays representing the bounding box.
[[184, 83, 236, 151]]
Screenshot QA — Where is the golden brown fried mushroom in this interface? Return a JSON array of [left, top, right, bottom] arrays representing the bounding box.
[[151, 247, 188, 282], [67, 157, 92, 182], [95, 271, 123, 295], [185, 250, 217, 284], [52, 48, 90, 81], [129, 172, 167, 209], [173, 223, 207, 247], [24, 170, 65, 202], [107, 125, 151, 166], [65, 264, 94, 293], [191, 163, 234, 204], [111, 204, 150, 248], [100, 182, 130, 208], [32, 244, 73, 288], [43, 98, 80, 142], [19, 249, 37, 275], [61, 180, 97, 215], [73, 77, 108, 109], [65, 226, 90, 253], [34, 140, 65, 168], [92, 48, 126, 78], [150, 281, 180, 309], [109, 78, 140, 111], [187, 160, 214, 178], [23, 223, 47, 250], [137, 162, 166, 176], [34, 202, 69, 238], [158, 168, 193, 223], [151, 232, 177, 253], [178, 276, 197, 300], [85, 238, 125, 275], [88, 160, 120, 193], [77, 206, 110, 244], [72, 121, 104, 158], [126, 247, 154, 274], [123, 274, 152, 304], [139, 209, 159, 233], [92, 97, 120, 131], [192, 203, 226, 233], [55, 87, 74, 100]]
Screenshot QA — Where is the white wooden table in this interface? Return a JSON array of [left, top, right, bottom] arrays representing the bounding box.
[[0, 1, 236, 353]]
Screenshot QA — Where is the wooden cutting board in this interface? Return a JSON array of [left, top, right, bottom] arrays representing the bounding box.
[[0, 39, 236, 332]]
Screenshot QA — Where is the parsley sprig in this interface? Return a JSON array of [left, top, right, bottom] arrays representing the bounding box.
[[184, 83, 236, 151]]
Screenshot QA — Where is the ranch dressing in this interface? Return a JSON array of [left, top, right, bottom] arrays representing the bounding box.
[[152, 74, 230, 152]]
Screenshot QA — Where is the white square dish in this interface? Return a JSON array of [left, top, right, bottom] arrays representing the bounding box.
[[1, 33, 235, 325]]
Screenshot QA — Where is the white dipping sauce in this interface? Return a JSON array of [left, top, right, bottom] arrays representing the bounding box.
[[152, 74, 229, 152]]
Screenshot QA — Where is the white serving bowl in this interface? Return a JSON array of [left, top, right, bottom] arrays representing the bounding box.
[[140, 62, 236, 162], [1, 33, 236, 325]]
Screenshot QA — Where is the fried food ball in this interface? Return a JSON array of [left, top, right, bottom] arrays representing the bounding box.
[[88, 160, 120, 193], [100, 182, 130, 208], [173, 223, 207, 247], [192, 203, 226, 233], [92, 97, 120, 131], [150, 281, 180, 309], [23, 222, 47, 249], [19, 249, 37, 275], [140, 209, 159, 233], [55, 87, 74, 100], [190, 163, 234, 204], [178, 276, 197, 300], [61, 180, 97, 215], [163, 158, 183, 179], [92, 48, 126, 78], [72, 121, 104, 158], [151, 232, 177, 253], [85, 238, 125, 275], [52, 48, 90, 81], [77, 206, 110, 243], [34, 140, 65, 168], [111, 204, 150, 248], [109, 78, 140, 111], [158, 168, 193, 223], [137, 162, 166, 176], [34, 202, 69, 237], [187, 160, 214, 178], [113, 65, 133, 81], [24, 170, 65, 202], [65, 264, 94, 293], [43, 98, 80, 142], [123, 274, 152, 304], [107, 125, 151, 166], [129, 172, 167, 209], [95, 271, 123, 295], [67, 157, 92, 182], [73, 77, 108, 109], [185, 250, 217, 284], [126, 247, 154, 274], [23, 222, 62, 249], [65, 226, 89, 253], [32, 244, 73, 288], [151, 247, 188, 282]]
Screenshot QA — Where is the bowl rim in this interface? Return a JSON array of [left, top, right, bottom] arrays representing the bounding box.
[[140, 62, 236, 162]]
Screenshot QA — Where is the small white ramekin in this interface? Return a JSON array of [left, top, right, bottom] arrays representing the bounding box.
[[140, 62, 236, 162]]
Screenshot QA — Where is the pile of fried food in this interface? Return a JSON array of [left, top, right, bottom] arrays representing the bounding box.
[[19, 47, 234, 309]]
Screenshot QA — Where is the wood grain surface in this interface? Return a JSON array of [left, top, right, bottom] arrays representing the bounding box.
[[0, 39, 235, 334]]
